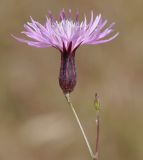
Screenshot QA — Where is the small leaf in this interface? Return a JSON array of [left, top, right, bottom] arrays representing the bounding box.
[[94, 93, 101, 111]]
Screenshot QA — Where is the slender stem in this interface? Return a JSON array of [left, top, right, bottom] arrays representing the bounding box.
[[94, 93, 100, 160], [95, 111, 100, 160], [65, 93, 95, 160]]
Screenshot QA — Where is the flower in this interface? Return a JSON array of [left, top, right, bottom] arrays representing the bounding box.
[[13, 9, 119, 94]]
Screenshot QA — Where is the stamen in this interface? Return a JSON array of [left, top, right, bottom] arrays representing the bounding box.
[[75, 9, 79, 23], [69, 9, 72, 20], [48, 10, 54, 22]]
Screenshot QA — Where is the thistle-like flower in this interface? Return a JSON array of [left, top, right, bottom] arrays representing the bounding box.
[[13, 9, 118, 94]]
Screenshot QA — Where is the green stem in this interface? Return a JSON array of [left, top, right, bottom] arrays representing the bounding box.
[[65, 93, 96, 160]]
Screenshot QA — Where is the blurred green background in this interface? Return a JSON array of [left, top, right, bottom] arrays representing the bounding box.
[[0, 0, 143, 160]]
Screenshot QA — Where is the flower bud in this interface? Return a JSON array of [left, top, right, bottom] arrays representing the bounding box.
[[59, 52, 76, 94]]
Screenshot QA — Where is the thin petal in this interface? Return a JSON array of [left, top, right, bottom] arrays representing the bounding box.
[[88, 32, 119, 44], [12, 35, 51, 48], [88, 14, 101, 35]]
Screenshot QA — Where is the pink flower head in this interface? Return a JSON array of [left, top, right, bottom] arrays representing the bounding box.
[[13, 9, 119, 93]]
